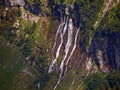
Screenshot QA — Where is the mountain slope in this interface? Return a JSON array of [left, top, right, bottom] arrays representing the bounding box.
[[0, 0, 120, 90]]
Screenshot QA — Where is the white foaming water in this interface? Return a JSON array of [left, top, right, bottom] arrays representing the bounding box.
[[52, 23, 62, 55], [59, 18, 73, 75], [64, 26, 80, 76], [54, 18, 73, 89], [63, 17, 68, 35], [51, 15, 65, 56], [48, 17, 67, 73]]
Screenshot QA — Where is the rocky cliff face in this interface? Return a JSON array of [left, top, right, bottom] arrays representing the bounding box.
[[88, 33, 120, 72], [4, 0, 25, 6]]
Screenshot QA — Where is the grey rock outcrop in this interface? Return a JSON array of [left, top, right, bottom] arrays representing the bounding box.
[[9, 0, 25, 6]]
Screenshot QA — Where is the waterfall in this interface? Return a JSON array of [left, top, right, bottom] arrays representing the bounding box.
[[54, 20, 81, 89], [49, 13, 81, 89], [52, 24, 62, 56], [59, 18, 73, 77], [48, 16, 68, 73], [51, 14, 65, 56], [63, 17, 68, 35], [64, 26, 80, 76], [54, 18, 73, 89]]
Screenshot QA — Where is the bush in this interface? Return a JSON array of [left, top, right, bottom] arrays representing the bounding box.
[[85, 73, 108, 90], [106, 71, 120, 89]]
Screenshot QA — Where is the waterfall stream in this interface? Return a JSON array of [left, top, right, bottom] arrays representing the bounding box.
[[65, 26, 80, 76], [48, 16, 68, 73], [54, 18, 73, 89], [53, 20, 81, 89], [48, 7, 81, 88], [59, 18, 73, 78]]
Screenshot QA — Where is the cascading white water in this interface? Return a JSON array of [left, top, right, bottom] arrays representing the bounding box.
[[52, 16, 66, 56], [64, 26, 80, 76], [51, 23, 62, 56], [63, 17, 68, 35], [59, 18, 73, 75], [48, 17, 68, 73], [49, 25, 64, 73], [54, 18, 74, 89], [49, 14, 81, 89]]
